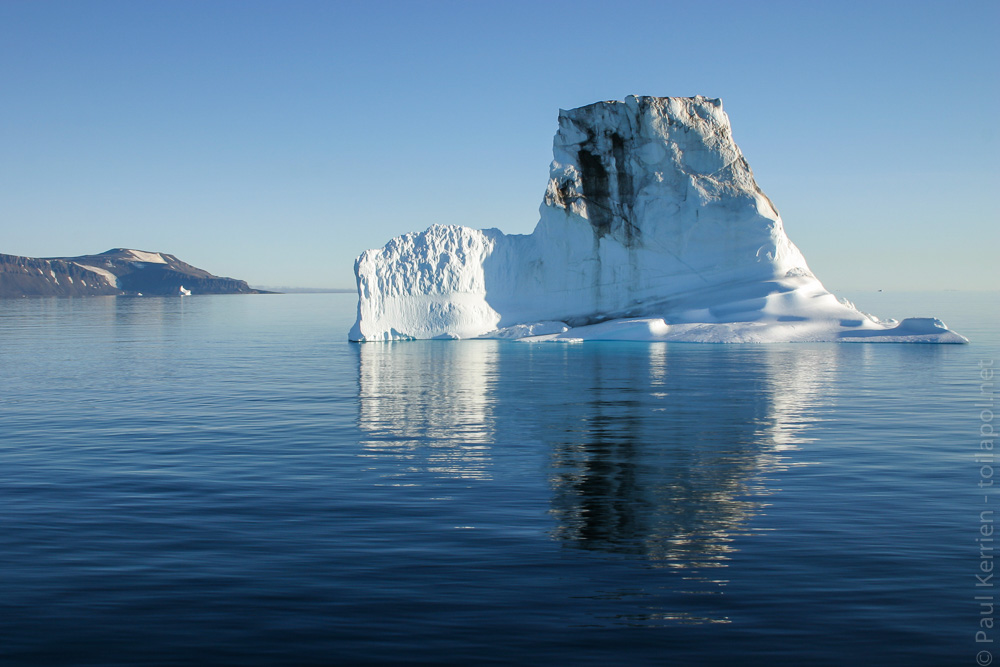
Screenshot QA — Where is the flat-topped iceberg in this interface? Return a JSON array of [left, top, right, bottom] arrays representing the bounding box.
[[349, 96, 966, 344]]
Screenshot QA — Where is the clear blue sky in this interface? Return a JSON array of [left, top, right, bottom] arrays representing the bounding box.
[[1, 0, 997, 290]]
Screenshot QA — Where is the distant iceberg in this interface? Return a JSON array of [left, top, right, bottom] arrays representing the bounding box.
[[349, 96, 966, 344]]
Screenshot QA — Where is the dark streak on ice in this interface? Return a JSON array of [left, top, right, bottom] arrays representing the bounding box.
[[576, 126, 640, 248]]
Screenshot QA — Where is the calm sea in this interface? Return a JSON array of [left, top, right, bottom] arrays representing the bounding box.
[[0, 291, 996, 666]]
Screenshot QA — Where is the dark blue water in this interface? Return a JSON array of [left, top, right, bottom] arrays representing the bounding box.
[[0, 292, 996, 665]]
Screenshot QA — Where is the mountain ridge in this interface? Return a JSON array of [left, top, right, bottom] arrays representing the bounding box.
[[0, 248, 264, 298]]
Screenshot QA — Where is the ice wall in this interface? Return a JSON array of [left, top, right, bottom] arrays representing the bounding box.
[[349, 96, 966, 344]]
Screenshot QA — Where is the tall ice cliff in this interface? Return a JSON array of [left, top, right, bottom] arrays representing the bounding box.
[[350, 96, 966, 343]]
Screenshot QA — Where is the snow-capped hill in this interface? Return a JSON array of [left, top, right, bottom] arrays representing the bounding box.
[[0, 248, 263, 297], [117, 249, 168, 264], [349, 96, 966, 344]]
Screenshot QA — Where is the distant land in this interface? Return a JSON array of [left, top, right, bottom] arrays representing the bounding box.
[[0, 248, 265, 298], [251, 286, 355, 294]]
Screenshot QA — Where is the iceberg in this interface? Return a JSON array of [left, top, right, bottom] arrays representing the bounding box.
[[349, 96, 966, 344]]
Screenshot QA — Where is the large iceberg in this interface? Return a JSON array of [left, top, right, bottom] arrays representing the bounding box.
[[349, 96, 966, 344]]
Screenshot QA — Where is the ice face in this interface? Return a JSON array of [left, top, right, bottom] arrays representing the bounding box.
[[349, 96, 967, 344]]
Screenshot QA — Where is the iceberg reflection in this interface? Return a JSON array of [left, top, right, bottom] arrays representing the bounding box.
[[357, 341, 500, 483], [545, 345, 835, 571], [356, 341, 834, 574]]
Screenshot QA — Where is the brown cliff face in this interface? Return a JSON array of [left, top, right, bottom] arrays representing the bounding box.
[[0, 249, 263, 298]]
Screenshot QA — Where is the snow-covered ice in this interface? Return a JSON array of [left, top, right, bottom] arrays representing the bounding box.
[[125, 250, 167, 264], [75, 263, 119, 288], [349, 96, 967, 344]]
